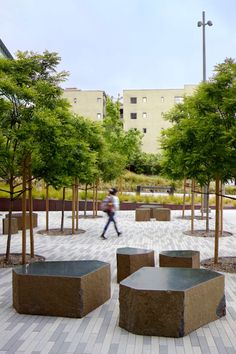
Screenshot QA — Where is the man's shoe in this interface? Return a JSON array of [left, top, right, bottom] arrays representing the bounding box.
[[100, 234, 107, 240], [117, 232, 122, 237]]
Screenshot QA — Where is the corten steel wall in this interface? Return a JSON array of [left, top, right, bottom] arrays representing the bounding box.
[[0, 198, 222, 211]]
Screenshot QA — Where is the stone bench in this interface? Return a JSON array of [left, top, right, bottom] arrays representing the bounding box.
[[139, 205, 161, 218], [13, 260, 110, 318], [6, 212, 38, 230], [2, 218, 18, 234], [135, 208, 150, 221], [153, 207, 171, 221], [119, 267, 225, 337], [159, 250, 200, 269], [116, 247, 155, 283]]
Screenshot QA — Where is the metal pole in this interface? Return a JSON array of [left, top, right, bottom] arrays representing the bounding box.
[[198, 10, 212, 212]]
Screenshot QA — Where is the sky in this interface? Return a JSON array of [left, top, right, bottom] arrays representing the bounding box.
[[2, 0, 236, 97]]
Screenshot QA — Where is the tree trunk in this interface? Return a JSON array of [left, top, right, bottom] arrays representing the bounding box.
[[22, 159, 27, 265], [84, 184, 88, 216], [219, 180, 224, 236], [214, 177, 220, 264], [201, 186, 204, 220], [92, 183, 95, 217], [60, 187, 66, 232], [5, 178, 14, 262], [95, 182, 98, 216], [182, 178, 186, 219], [46, 183, 49, 231], [205, 182, 210, 232], [75, 178, 79, 231], [191, 180, 195, 232], [28, 161, 34, 258], [72, 182, 75, 234]]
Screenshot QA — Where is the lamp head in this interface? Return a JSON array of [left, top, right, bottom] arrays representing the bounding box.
[[197, 21, 202, 27], [207, 20, 213, 26]]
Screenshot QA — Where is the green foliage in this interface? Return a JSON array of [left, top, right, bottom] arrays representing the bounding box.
[[161, 58, 236, 186]]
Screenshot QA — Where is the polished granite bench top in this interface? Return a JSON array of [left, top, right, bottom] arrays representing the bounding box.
[[160, 250, 199, 258], [120, 267, 222, 291], [13, 260, 109, 277], [117, 247, 154, 255]]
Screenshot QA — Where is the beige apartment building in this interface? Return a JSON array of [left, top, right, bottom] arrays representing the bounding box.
[[63, 88, 106, 121], [123, 85, 197, 153]]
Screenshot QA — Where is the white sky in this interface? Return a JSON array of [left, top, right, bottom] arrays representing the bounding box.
[[2, 0, 236, 97]]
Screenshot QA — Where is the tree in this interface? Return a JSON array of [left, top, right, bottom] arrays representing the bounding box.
[[0, 50, 70, 262], [161, 58, 236, 263]]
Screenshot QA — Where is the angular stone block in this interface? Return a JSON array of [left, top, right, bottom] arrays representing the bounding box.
[[13, 260, 110, 318], [139, 205, 161, 218], [6, 212, 38, 230], [154, 208, 171, 221], [2, 218, 18, 234], [119, 267, 225, 337], [159, 250, 200, 269], [135, 208, 150, 221], [116, 247, 155, 283]]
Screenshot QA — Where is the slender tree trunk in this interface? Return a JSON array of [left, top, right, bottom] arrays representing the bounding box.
[[72, 182, 75, 234], [60, 187, 66, 232], [95, 182, 98, 216], [191, 180, 195, 233], [182, 178, 186, 219], [84, 184, 88, 216], [22, 159, 27, 265], [206, 182, 210, 233], [201, 186, 204, 220], [28, 161, 34, 258], [92, 183, 95, 217], [46, 183, 49, 231], [214, 177, 220, 264], [75, 178, 79, 231], [219, 180, 224, 236], [5, 179, 14, 262]]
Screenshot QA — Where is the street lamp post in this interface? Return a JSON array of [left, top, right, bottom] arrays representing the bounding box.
[[197, 11, 213, 213]]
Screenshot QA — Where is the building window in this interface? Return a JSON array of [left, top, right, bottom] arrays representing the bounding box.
[[161, 96, 164, 103], [143, 128, 147, 133], [130, 113, 137, 119], [174, 96, 184, 104], [97, 97, 101, 103], [142, 112, 147, 118], [130, 97, 137, 104], [73, 98, 77, 103], [97, 113, 101, 119], [142, 97, 147, 103]]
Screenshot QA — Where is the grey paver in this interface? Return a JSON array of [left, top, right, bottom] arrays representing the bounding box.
[[0, 210, 236, 353]]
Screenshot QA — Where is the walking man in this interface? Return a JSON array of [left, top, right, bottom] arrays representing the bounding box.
[[100, 188, 122, 239]]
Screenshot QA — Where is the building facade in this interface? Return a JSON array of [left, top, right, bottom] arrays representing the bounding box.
[[63, 88, 106, 122], [122, 85, 197, 153], [0, 38, 13, 59]]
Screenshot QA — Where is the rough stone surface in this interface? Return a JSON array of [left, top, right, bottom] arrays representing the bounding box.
[[119, 267, 225, 337], [135, 208, 150, 221], [13, 260, 110, 318], [6, 212, 38, 230], [2, 217, 18, 234], [116, 247, 155, 282], [159, 250, 200, 268], [154, 208, 171, 221]]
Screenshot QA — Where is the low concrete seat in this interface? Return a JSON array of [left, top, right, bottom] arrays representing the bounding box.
[[159, 250, 200, 268], [135, 208, 150, 221], [139, 205, 161, 218], [116, 247, 155, 283], [6, 212, 38, 230], [2, 218, 18, 234], [13, 260, 110, 318], [119, 267, 225, 337], [154, 208, 171, 221]]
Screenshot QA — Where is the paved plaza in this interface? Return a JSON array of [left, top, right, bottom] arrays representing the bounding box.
[[1, 209, 236, 354]]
